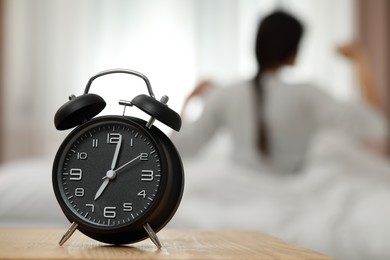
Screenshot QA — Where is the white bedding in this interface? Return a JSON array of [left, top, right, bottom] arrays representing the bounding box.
[[1, 131, 390, 259], [172, 131, 390, 259]]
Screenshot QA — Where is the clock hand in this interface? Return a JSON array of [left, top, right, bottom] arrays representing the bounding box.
[[94, 154, 142, 201], [94, 177, 110, 200], [113, 154, 142, 173], [111, 135, 122, 170], [94, 136, 122, 201]]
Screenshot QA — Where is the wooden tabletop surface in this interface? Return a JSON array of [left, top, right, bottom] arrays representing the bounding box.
[[0, 228, 333, 259]]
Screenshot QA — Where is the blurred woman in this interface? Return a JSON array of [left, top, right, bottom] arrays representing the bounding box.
[[174, 10, 387, 173]]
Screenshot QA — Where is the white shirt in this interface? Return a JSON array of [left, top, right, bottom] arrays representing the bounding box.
[[174, 73, 387, 173]]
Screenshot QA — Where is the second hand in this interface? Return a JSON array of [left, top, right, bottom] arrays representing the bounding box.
[[113, 154, 142, 173]]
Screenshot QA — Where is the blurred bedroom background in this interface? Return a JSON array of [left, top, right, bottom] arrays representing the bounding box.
[[2, 2, 390, 259], [0, 0, 389, 162]]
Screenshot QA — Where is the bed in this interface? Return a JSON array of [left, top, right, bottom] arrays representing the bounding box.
[[1, 130, 390, 259]]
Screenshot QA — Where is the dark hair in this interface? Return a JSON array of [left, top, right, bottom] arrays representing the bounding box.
[[253, 10, 303, 155]]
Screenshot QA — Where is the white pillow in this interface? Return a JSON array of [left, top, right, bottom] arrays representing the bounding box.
[[0, 157, 68, 227]]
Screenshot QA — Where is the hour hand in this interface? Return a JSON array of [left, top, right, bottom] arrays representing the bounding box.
[[94, 177, 110, 201], [94, 168, 117, 201], [94, 136, 122, 201]]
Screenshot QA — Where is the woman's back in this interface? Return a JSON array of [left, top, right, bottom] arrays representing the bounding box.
[[175, 72, 387, 173]]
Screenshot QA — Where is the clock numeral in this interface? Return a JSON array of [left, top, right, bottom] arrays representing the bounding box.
[[92, 139, 99, 148], [75, 188, 84, 197], [77, 152, 88, 160], [86, 204, 95, 213], [123, 202, 133, 212], [107, 133, 121, 144], [137, 190, 146, 199], [141, 170, 154, 181], [103, 206, 117, 218], [140, 153, 148, 161], [69, 168, 82, 180]]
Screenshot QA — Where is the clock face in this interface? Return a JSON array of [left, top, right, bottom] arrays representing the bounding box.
[[53, 117, 166, 230]]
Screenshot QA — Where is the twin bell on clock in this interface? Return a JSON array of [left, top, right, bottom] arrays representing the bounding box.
[[52, 69, 184, 249]]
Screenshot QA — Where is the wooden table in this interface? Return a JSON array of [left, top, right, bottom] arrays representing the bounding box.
[[0, 228, 332, 259]]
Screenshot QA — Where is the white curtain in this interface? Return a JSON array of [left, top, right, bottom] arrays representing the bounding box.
[[2, 0, 355, 161]]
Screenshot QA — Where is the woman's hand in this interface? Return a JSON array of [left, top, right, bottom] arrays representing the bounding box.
[[186, 80, 214, 100], [181, 80, 215, 116], [337, 41, 383, 112], [337, 41, 365, 61]]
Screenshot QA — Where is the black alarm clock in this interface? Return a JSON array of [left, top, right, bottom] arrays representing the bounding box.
[[52, 69, 184, 248]]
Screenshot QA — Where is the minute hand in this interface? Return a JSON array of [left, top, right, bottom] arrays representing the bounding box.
[[114, 154, 142, 173], [110, 135, 122, 170]]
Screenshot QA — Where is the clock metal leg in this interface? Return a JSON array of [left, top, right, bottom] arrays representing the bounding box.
[[59, 222, 79, 246], [143, 223, 162, 249]]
